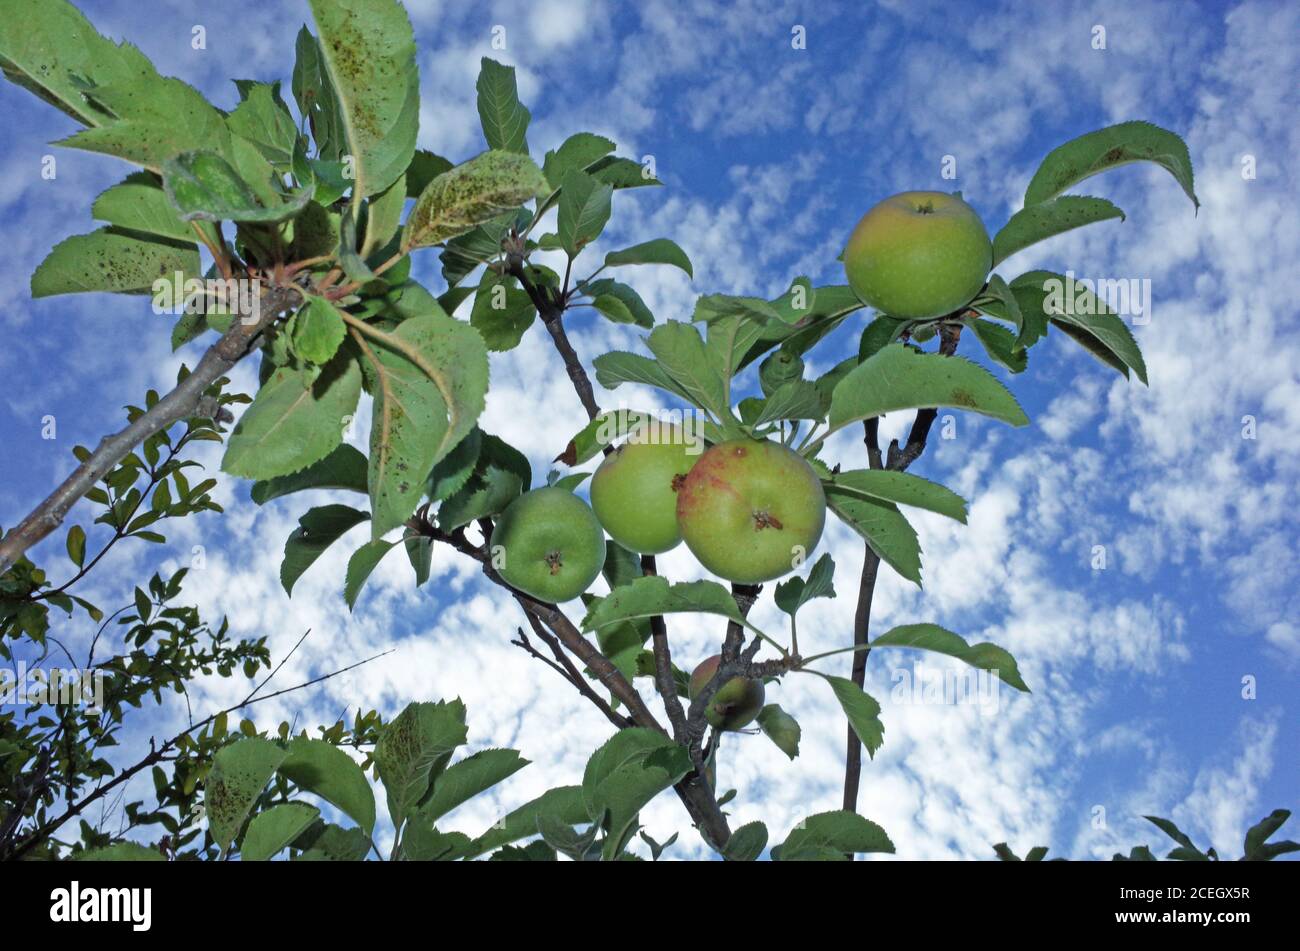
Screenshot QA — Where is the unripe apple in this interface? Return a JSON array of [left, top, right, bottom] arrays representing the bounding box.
[[590, 424, 697, 554], [688, 654, 765, 731], [490, 486, 606, 602], [675, 439, 825, 584], [843, 190, 992, 319]]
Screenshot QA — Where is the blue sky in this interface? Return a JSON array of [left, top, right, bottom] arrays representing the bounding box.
[[1, 0, 1295, 859]]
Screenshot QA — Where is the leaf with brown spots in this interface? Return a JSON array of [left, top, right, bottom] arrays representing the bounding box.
[[1024, 120, 1198, 211], [991, 195, 1125, 267], [30, 227, 198, 298], [307, 0, 419, 207]]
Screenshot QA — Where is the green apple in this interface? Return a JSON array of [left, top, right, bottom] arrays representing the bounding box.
[[688, 654, 765, 731], [490, 486, 606, 602], [843, 190, 992, 319], [590, 424, 698, 554], [676, 439, 825, 584]]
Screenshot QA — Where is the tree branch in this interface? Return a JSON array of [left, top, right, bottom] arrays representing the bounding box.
[[0, 284, 302, 576], [642, 554, 687, 740]]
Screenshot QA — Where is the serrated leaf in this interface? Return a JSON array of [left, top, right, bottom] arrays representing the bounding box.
[[162, 150, 310, 223], [374, 700, 468, 832], [778, 810, 894, 860], [581, 576, 748, 634], [253, 444, 369, 505], [757, 704, 801, 760], [280, 504, 369, 595], [292, 296, 347, 364], [460, 785, 589, 859], [542, 132, 615, 185], [360, 305, 489, 537], [306, 0, 419, 205], [240, 803, 321, 861], [279, 736, 376, 835], [437, 433, 530, 529], [646, 321, 730, 420], [870, 623, 1029, 691], [421, 748, 529, 823], [294, 823, 371, 861], [825, 491, 922, 586], [557, 168, 612, 258], [205, 738, 287, 855], [827, 344, 1029, 435], [228, 80, 298, 166], [475, 57, 529, 154], [753, 379, 826, 425], [968, 317, 1028, 373], [32, 228, 199, 298], [556, 409, 656, 466], [592, 351, 695, 404], [992, 196, 1125, 267], [604, 238, 693, 278], [582, 729, 691, 860], [92, 173, 197, 243], [824, 676, 884, 760], [773, 553, 836, 618], [470, 273, 536, 351], [722, 822, 769, 861], [1011, 270, 1147, 383], [223, 357, 361, 481], [1024, 120, 1198, 210], [826, 469, 968, 523], [404, 149, 548, 250]]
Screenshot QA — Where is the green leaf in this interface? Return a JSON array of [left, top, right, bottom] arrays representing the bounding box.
[[31, 229, 198, 298], [536, 813, 601, 861], [556, 409, 657, 466], [777, 810, 894, 861], [774, 553, 836, 618], [1011, 271, 1148, 384], [437, 432, 530, 529], [722, 822, 769, 862], [280, 504, 369, 596], [404, 149, 548, 250], [241, 803, 321, 861], [589, 155, 661, 189], [306, 0, 419, 205], [253, 444, 369, 505], [360, 174, 408, 258], [581, 576, 748, 634], [227, 81, 299, 166], [292, 297, 347, 364], [65, 525, 86, 569], [582, 278, 655, 328], [294, 822, 370, 861], [968, 318, 1028, 373], [592, 352, 696, 404], [205, 738, 287, 855], [827, 344, 1029, 434], [759, 350, 805, 397], [426, 429, 483, 502], [753, 379, 826, 426], [405, 149, 454, 197], [420, 748, 529, 823], [73, 842, 165, 862], [475, 57, 530, 154], [361, 304, 489, 537], [291, 26, 347, 161], [825, 491, 922, 586], [824, 676, 884, 759], [645, 321, 731, 421], [757, 704, 801, 760], [1024, 120, 1198, 211], [1244, 809, 1292, 860], [344, 538, 397, 609], [461, 785, 589, 859], [92, 172, 197, 243], [470, 273, 537, 351], [858, 314, 908, 363], [582, 729, 691, 860], [870, 623, 1030, 691], [223, 357, 362, 481], [163, 149, 309, 223], [279, 736, 377, 835], [992, 196, 1125, 267], [374, 700, 469, 832], [557, 169, 612, 258], [826, 469, 968, 524], [604, 238, 694, 278], [542, 132, 615, 185]]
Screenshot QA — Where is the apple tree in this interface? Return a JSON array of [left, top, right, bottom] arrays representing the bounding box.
[[3, 0, 1295, 862]]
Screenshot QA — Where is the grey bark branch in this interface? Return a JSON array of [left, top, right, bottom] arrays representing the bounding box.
[[0, 285, 301, 576]]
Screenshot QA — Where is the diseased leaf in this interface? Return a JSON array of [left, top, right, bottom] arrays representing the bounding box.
[[205, 738, 287, 855], [373, 700, 468, 832], [1025, 120, 1198, 210], [403, 150, 548, 250], [32, 228, 198, 298], [307, 0, 419, 205], [163, 150, 310, 223], [992, 195, 1125, 266]]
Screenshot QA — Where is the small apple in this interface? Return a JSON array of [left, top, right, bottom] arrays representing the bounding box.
[[590, 424, 697, 554], [843, 190, 992, 319], [490, 486, 606, 602], [676, 439, 825, 584], [688, 654, 765, 731]]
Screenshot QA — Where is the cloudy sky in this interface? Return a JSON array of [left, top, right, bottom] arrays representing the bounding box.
[[1, 0, 1295, 860]]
